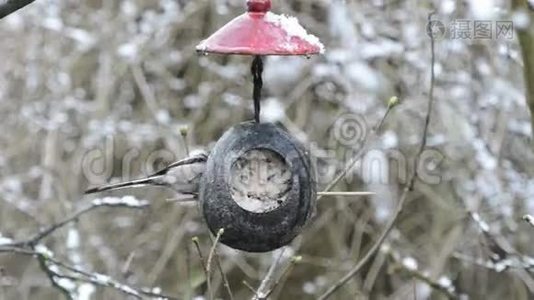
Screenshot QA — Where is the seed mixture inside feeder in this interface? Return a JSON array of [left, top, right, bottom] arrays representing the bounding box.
[[230, 149, 292, 213]]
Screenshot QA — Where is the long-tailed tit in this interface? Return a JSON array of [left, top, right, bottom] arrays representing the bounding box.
[[84, 152, 208, 199]]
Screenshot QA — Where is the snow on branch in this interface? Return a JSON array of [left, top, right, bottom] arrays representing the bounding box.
[[523, 214, 534, 227], [382, 245, 459, 298], [16, 196, 149, 246], [0, 196, 169, 298], [92, 195, 150, 208], [0, 242, 178, 299]]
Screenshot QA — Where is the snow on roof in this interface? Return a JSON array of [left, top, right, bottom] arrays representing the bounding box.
[[264, 12, 325, 54]]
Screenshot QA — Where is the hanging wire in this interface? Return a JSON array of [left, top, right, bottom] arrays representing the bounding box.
[[251, 56, 263, 123]]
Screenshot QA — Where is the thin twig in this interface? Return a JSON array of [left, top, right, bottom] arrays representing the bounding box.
[[318, 11, 438, 300], [22, 205, 96, 247], [131, 64, 162, 123], [180, 126, 190, 156], [512, 0, 534, 141], [0, 0, 36, 19], [375, 96, 399, 132], [17, 199, 149, 247], [0, 246, 179, 299], [192, 237, 209, 284], [206, 228, 224, 300], [242, 280, 257, 293], [253, 249, 286, 300], [318, 97, 399, 201], [384, 248, 459, 299], [0, 197, 157, 298], [318, 192, 375, 197], [262, 256, 302, 299], [213, 245, 234, 300], [36, 253, 74, 300]]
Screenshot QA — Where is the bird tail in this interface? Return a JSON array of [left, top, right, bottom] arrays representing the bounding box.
[[84, 178, 156, 194]]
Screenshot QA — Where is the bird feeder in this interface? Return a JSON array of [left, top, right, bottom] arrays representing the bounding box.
[[197, 0, 324, 252]]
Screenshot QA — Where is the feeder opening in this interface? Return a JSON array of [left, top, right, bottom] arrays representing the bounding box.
[[230, 148, 292, 213]]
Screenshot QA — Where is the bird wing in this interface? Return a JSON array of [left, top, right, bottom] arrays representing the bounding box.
[[84, 177, 157, 194], [149, 153, 208, 176]]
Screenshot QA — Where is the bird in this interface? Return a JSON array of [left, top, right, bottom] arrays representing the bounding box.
[[84, 152, 208, 200]]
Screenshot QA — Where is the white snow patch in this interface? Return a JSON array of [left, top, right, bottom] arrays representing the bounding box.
[[346, 62, 380, 91], [513, 9, 531, 30], [303, 282, 317, 294], [438, 276, 453, 289], [264, 12, 325, 53], [35, 244, 54, 257], [279, 246, 296, 260], [67, 228, 80, 249], [493, 259, 511, 272], [56, 278, 77, 290], [118, 43, 139, 61], [381, 131, 398, 148], [440, 0, 456, 14], [473, 139, 497, 170], [78, 283, 96, 300], [119, 285, 140, 296], [93, 273, 111, 284], [261, 98, 285, 122], [472, 213, 490, 232], [468, 0, 496, 19], [523, 215, 534, 227], [156, 110, 171, 124], [402, 257, 418, 271], [42, 17, 64, 31], [0, 234, 13, 246], [65, 28, 96, 50], [92, 196, 149, 207], [360, 39, 404, 59], [121, 1, 138, 17]]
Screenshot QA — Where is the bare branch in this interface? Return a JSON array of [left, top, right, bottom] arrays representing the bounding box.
[[383, 246, 459, 299], [318, 192, 375, 197], [253, 249, 286, 300], [317, 11, 438, 300], [0, 245, 179, 299], [261, 256, 301, 299], [36, 252, 75, 300], [318, 96, 399, 201], [192, 236, 208, 277], [0, 196, 165, 298], [512, 0, 534, 140], [17, 196, 149, 247], [206, 228, 224, 300]]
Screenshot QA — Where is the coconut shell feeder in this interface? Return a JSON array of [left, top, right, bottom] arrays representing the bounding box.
[[197, 0, 324, 252]]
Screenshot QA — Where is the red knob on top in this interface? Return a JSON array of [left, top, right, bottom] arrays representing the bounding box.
[[247, 0, 271, 13]]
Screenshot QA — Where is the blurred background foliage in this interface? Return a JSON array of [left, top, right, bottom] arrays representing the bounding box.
[[1, 0, 534, 299]]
